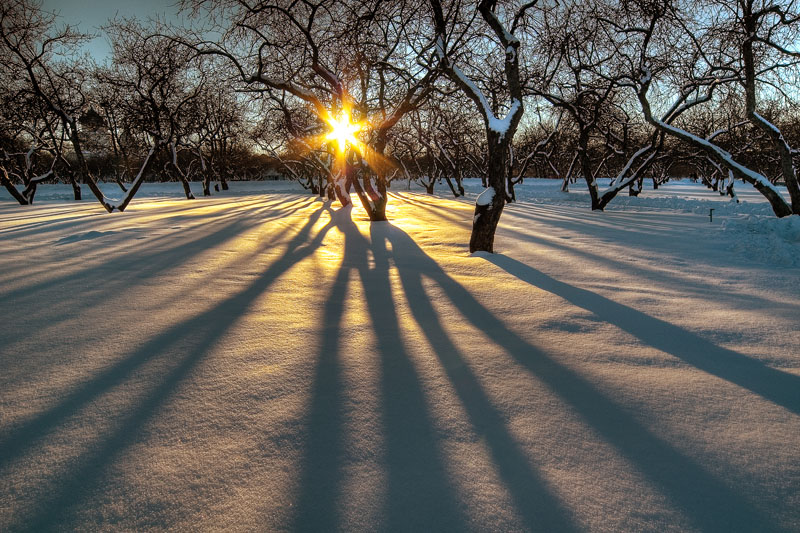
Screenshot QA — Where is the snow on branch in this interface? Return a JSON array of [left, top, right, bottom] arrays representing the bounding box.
[[450, 64, 521, 140]]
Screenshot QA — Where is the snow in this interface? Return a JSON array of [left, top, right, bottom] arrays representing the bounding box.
[[1, 179, 799, 531], [488, 98, 521, 138], [449, 64, 520, 139], [476, 187, 495, 206], [752, 111, 782, 136], [646, 107, 784, 197], [506, 45, 517, 62]]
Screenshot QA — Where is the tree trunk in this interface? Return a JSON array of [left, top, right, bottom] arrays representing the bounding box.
[[202, 170, 212, 196], [577, 134, 602, 210], [350, 170, 388, 222], [470, 132, 508, 253], [332, 172, 351, 207], [0, 168, 30, 205], [168, 145, 195, 200], [506, 174, 516, 202], [456, 174, 465, 196], [69, 172, 82, 200], [741, 13, 800, 213], [444, 175, 460, 197], [637, 84, 793, 217], [22, 182, 37, 204]]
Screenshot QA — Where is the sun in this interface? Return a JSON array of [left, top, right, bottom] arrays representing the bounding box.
[[324, 109, 363, 154]]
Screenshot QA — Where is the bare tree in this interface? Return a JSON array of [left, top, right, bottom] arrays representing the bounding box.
[[99, 19, 209, 203], [431, 0, 533, 252], [617, 0, 799, 216], [181, 0, 439, 221], [0, 0, 152, 212]]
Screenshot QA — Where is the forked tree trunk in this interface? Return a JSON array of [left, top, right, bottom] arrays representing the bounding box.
[[168, 145, 195, 200], [0, 167, 30, 205], [350, 170, 388, 221], [21, 182, 37, 204], [332, 171, 352, 207], [455, 174, 465, 196]]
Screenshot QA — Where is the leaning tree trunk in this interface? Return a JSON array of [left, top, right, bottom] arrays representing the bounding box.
[[168, 145, 195, 200], [0, 167, 29, 205], [444, 175, 460, 198], [333, 174, 352, 207], [470, 131, 508, 253]]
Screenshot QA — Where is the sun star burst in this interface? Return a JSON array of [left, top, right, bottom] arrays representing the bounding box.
[[324, 110, 362, 154]]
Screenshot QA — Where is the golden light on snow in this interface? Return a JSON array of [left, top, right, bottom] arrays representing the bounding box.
[[323, 108, 363, 155]]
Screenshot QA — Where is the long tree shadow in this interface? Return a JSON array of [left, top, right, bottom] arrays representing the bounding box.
[[378, 223, 783, 532], [0, 196, 282, 242], [292, 208, 467, 531], [401, 195, 791, 311], [485, 253, 800, 416], [0, 203, 335, 482], [290, 209, 350, 531], [0, 200, 321, 359], [371, 223, 581, 532], [5, 203, 339, 531], [0, 198, 309, 307]]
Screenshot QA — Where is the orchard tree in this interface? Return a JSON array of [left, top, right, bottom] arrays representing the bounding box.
[[100, 19, 208, 202], [431, 0, 533, 253], [0, 0, 143, 211], [618, 0, 800, 216], [183, 0, 439, 220]]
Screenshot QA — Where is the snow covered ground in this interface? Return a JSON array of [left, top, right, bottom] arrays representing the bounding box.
[[1, 179, 798, 531]]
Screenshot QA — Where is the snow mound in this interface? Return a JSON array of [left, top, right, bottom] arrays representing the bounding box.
[[722, 215, 800, 267]]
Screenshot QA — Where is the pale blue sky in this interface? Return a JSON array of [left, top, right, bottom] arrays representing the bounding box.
[[41, 0, 187, 61]]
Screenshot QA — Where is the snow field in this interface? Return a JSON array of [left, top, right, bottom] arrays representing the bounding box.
[[0, 180, 798, 531]]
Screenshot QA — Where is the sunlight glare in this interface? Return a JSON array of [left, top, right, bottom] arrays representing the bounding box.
[[324, 109, 363, 154]]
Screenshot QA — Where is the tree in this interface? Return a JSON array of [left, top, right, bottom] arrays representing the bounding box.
[[431, 0, 532, 253], [100, 19, 209, 203], [183, 0, 439, 221], [618, 0, 800, 216], [0, 0, 151, 212]]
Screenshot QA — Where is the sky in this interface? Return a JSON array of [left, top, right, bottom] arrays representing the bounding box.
[[40, 0, 188, 61]]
